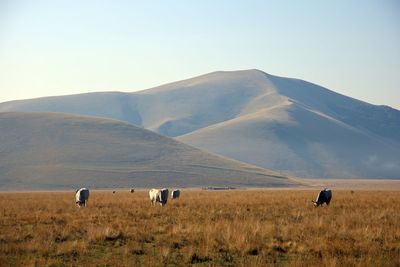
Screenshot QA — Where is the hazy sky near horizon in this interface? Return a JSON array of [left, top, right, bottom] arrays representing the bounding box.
[[1, 1, 399, 109]]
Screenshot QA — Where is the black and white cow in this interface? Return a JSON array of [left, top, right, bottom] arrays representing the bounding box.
[[75, 188, 90, 207], [149, 188, 169, 206], [171, 189, 180, 200], [313, 188, 332, 207]]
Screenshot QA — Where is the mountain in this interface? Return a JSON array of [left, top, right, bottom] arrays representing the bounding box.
[[0, 112, 295, 190], [1, 70, 399, 178]]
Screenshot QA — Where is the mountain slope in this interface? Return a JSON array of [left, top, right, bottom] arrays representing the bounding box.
[[0, 112, 295, 190], [1, 69, 399, 178], [178, 102, 400, 178]]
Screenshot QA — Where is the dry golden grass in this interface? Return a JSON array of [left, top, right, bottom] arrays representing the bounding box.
[[0, 190, 399, 266]]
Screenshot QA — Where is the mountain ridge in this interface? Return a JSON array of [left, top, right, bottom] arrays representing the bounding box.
[[1, 69, 399, 178]]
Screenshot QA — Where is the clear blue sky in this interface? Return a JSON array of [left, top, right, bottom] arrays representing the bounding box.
[[1, 0, 399, 109]]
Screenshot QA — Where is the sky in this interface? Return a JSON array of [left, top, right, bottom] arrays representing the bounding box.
[[0, 0, 399, 109]]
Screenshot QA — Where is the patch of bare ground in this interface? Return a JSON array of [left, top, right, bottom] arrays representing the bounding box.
[[0, 190, 399, 266]]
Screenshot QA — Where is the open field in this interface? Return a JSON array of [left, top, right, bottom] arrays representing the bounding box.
[[1, 190, 399, 266]]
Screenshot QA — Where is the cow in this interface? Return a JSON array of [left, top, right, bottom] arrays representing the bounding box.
[[75, 188, 90, 207], [149, 188, 169, 206], [171, 189, 180, 200], [313, 188, 332, 207]]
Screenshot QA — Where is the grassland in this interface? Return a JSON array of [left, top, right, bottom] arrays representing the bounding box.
[[0, 190, 399, 266]]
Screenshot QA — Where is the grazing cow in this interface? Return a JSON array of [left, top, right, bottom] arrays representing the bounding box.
[[171, 189, 180, 199], [130, 188, 135, 193], [76, 188, 90, 207], [149, 188, 169, 206], [313, 188, 332, 207]]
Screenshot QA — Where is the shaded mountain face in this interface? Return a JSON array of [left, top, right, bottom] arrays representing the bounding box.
[[0, 112, 294, 190], [1, 70, 399, 178]]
